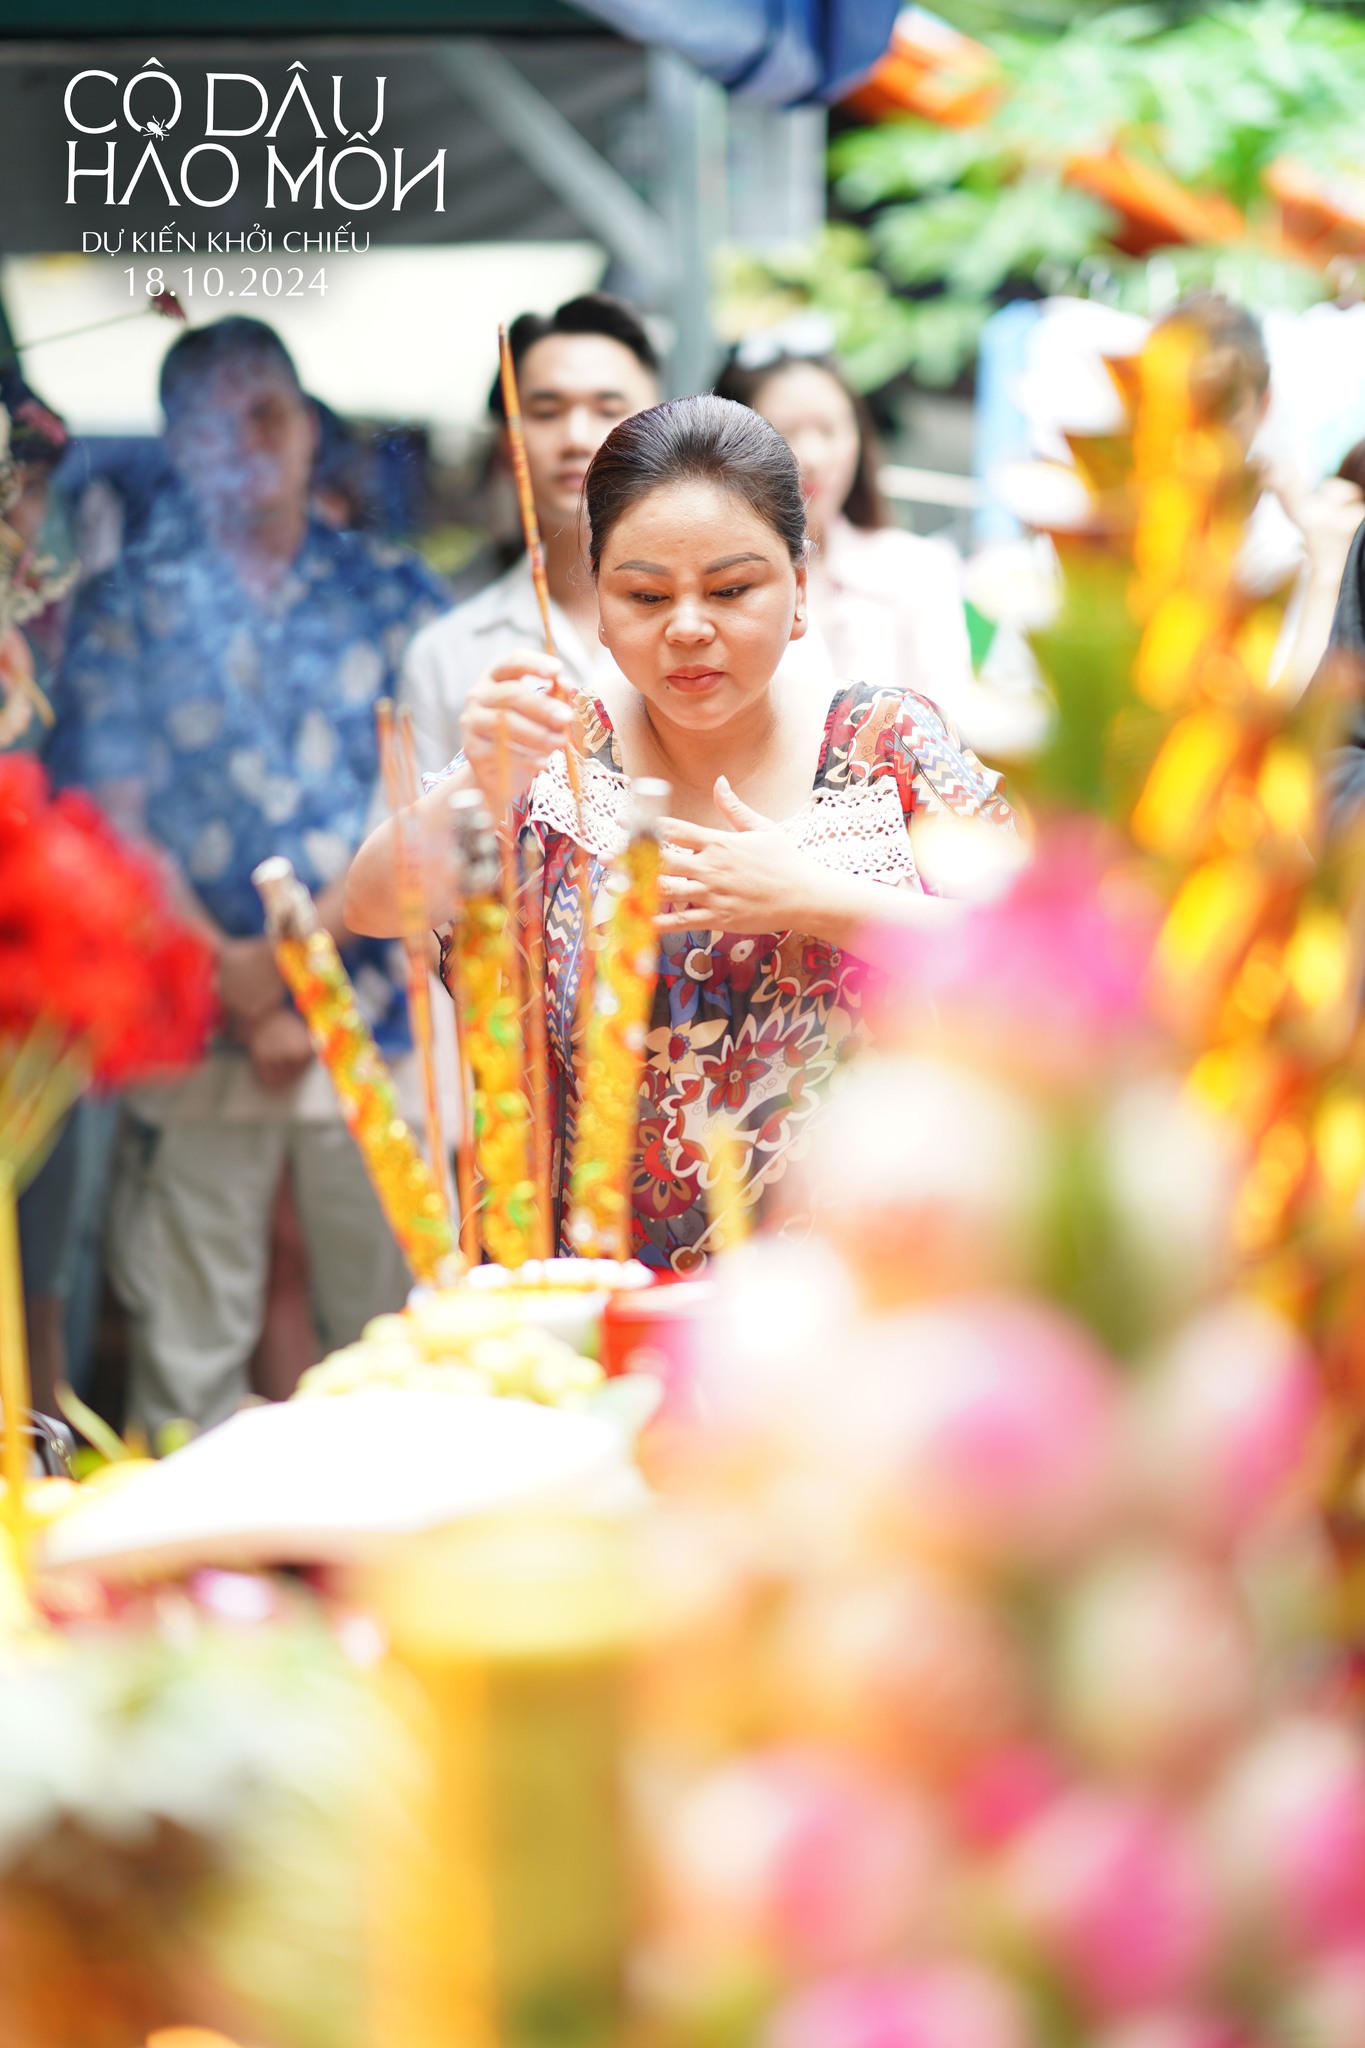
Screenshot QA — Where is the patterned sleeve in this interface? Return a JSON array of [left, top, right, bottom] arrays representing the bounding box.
[[850, 686, 1014, 831], [46, 562, 146, 793]]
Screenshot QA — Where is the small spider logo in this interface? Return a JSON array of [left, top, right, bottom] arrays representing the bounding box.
[[140, 115, 173, 140]]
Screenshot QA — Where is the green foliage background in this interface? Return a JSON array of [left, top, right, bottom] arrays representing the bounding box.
[[717, 2, 1365, 392]]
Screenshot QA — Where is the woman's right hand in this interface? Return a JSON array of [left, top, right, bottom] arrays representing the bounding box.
[[461, 651, 574, 813], [347, 653, 572, 940]]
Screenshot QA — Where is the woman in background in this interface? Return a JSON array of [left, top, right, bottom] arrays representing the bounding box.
[[716, 347, 985, 743]]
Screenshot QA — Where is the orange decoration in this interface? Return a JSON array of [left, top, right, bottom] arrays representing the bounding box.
[[844, 11, 1000, 126], [842, 28, 1365, 276], [145, 2034, 242, 2047], [1065, 146, 1245, 256]]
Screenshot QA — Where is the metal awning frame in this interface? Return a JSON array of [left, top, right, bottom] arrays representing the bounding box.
[[0, 29, 824, 395]]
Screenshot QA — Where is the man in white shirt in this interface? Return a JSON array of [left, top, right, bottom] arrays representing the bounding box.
[[401, 293, 663, 774]]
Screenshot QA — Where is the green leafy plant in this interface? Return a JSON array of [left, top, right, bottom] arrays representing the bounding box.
[[719, 1, 1365, 391]]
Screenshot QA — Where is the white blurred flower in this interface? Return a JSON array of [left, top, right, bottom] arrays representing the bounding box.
[[1136, 1297, 1320, 1549], [1102, 1079, 1239, 1323], [911, 809, 1030, 903], [810, 1052, 1044, 1251], [963, 537, 1062, 633], [1053, 1546, 1257, 1780]]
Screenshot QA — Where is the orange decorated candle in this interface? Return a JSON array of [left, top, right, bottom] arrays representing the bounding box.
[[447, 791, 539, 1268], [253, 857, 459, 1288], [567, 779, 668, 1260]]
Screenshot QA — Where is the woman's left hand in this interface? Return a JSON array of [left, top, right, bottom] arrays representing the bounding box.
[[656, 777, 836, 935]]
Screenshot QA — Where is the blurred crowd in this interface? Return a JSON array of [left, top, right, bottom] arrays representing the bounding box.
[[7, 285, 1365, 1439]]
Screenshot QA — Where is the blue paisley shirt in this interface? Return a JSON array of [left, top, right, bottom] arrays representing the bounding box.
[[50, 517, 449, 1052]]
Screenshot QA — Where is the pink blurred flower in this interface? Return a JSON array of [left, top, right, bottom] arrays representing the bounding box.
[[1003, 1789, 1219, 2017], [770, 1564, 1031, 1782], [1092, 2017, 1255, 2048], [955, 1744, 1069, 1852], [805, 1056, 1045, 1307], [1207, 1719, 1365, 1960], [1138, 1299, 1321, 1550], [765, 1965, 1032, 2048], [860, 821, 1158, 1088], [660, 1750, 942, 1974], [820, 1295, 1123, 1569]]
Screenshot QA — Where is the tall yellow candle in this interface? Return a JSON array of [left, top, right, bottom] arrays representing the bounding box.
[[252, 858, 459, 1288], [567, 780, 669, 1261], [366, 1513, 638, 2048], [447, 793, 539, 1268], [0, 1161, 30, 1579]]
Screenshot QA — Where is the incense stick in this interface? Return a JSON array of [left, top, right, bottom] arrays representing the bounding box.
[[498, 324, 554, 657], [497, 323, 588, 827], [497, 322, 597, 1252]]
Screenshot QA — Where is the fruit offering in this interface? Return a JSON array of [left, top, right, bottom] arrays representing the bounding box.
[[459, 1255, 653, 1351], [295, 1290, 605, 1410]]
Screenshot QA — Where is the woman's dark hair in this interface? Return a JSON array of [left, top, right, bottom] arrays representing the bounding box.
[[488, 292, 661, 419], [585, 394, 806, 574], [160, 316, 303, 424], [715, 350, 887, 531], [1338, 438, 1365, 498]]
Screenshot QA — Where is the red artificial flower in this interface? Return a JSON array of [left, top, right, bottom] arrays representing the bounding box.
[[0, 756, 216, 1085]]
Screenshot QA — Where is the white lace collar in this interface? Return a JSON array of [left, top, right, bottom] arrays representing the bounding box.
[[528, 747, 919, 889]]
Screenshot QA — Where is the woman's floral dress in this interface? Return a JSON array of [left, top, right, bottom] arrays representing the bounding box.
[[439, 680, 1013, 1273]]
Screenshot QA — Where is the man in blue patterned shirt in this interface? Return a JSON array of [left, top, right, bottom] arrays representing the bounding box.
[[52, 317, 449, 1433]]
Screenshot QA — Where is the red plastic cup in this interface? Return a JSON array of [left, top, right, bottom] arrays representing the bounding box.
[[600, 1277, 715, 1413]]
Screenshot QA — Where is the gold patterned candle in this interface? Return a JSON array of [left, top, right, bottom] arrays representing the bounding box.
[[567, 779, 668, 1261], [252, 857, 459, 1288], [448, 792, 539, 1268]]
